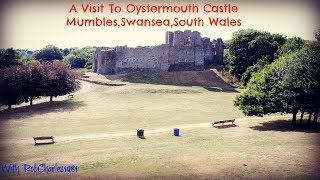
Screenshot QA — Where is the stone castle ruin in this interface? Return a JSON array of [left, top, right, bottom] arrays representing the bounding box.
[[92, 30, 224, 75]]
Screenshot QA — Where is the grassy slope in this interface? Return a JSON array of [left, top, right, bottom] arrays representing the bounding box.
[[0, 73, 319, 179]]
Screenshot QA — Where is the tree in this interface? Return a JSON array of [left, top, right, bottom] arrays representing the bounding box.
[[240, 57, 269, 86], [33, 45, 63, 62], [277, 37, 305, 57], [234, 57, 287, 117], [44, 62, 80, 102], [315, 29, 320, 42], [0, 48, 22, 68], [0, 66, 29, 109], [25, 62, 47, 105], [63, 46, 95, 69], [226, 29, 286, 79], [63, 48, 71, 56], [234, 39, 320, 125]]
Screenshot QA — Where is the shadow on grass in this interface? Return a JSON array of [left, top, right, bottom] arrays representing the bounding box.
[[0, 100, 85, 121], [213, 124, 238, 129], [250, 119, 320, 133], [203, 87, 238, 93], [80, 78, 126, 86]]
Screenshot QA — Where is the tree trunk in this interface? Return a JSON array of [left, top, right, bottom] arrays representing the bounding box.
[[29, 97, 33, 105], [8, 104, 12, 109], [314, 108, 319, 124], [291, 112, 297, 125], [307, 113, 312, 125], [50, 96, 53, 102], [300, 110, 304, 125]]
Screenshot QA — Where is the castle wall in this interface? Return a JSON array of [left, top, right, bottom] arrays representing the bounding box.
[[115, 45, 170, 74], [167, 30, 204, 71], [92, 48, 98, 73], [92, 30, 223, 75], [96, 49, 116, 74]]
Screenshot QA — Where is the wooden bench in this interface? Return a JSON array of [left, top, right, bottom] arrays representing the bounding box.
[[212, 119, 235, 127], [33, 136, 54, 145], [68, 94, 74, 98]]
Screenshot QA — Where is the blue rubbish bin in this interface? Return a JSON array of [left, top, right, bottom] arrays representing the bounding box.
[[174, 128, 179, 136]]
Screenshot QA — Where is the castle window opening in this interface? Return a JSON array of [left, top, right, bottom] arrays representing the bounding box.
[[184, 37, 192, 46]]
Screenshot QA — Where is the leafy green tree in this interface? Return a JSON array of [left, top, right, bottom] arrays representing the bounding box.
[[235, 40, 320, 125], [63, 46, 95, 69], [63, 48, 71, 56], [277, 37, 305, 56], [33, 45, 63, 62], [227, 29, 286, 79], [0, 48, 22, 68], [234, 57, 288, 117], [240, 57, 269, 86], [20, 55, 36, 65]]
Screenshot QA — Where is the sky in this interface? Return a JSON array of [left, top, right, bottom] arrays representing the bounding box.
[[1, 0, 319, 51]]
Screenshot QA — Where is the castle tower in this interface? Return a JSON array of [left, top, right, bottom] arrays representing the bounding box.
[[202, 37, 213, 64], [212, 38, 224, 64], [165, 31, 174, 46], [168, 30, 204, 71], [96, 48, 116, 75]]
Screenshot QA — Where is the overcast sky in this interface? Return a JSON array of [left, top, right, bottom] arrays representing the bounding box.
[[1, 0, 319, 50]]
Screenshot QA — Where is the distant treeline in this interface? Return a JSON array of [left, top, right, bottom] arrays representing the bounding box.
[[0, 45, 96, 70]]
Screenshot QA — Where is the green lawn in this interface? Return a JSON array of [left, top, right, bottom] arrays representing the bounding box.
[[0, 74, 319, 179]]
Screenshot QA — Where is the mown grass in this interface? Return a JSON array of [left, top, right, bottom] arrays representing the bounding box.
[[0, 73, 319, 179]]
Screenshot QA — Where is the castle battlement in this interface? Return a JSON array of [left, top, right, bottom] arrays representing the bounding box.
[[92, 30, 224, 75]]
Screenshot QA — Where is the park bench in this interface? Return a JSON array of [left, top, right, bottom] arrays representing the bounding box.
[[68, 94, 74, 98], [33, 136, 54, 145], [212, 119, 235, 127]]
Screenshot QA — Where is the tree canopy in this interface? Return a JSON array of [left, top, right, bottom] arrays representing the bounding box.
[[63, 46, 95, 69], [234, 37, 320, 125], [224, 29, 287, 85], [0, 61, 80, 109], [33, 45, 63, 62], [0, 48, 22, 68]]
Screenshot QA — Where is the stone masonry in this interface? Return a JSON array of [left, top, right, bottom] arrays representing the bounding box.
[[92, 30, 224, 75]]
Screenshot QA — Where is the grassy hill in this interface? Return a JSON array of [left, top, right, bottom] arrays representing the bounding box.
[[105, 70, 232, 88]]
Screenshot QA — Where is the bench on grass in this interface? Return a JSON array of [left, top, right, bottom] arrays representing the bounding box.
[[33, 136, 54, 145], [68, 94, 74, 98], [212, 119, 235, 127]]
